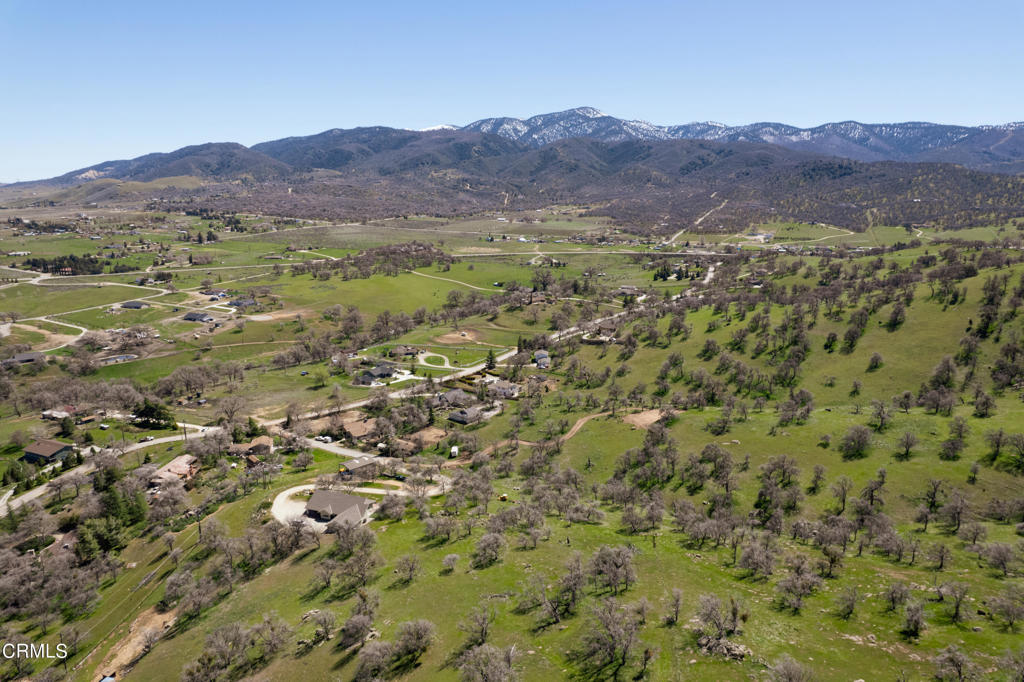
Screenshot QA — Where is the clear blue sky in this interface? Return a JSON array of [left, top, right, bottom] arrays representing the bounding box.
[[2, 0, 1021, 182]]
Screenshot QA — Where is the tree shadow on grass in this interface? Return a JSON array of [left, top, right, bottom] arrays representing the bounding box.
[[288, 545, 321, 565], [300, 582, 328, 603], [417, 535, 450, 550], [385, 576, 415, 591], [330, 643, 361, 670]]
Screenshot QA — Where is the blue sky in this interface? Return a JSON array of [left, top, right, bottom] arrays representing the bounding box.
[[1, 0, 1021, 182]]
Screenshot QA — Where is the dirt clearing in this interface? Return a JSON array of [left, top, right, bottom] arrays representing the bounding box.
[[96, 606, 177, 678], [248, 309, 303, 322], [453, 246, 503, 254], [622, 409, 674, 429], [434, 328, 482, 344], [13, 323, 80, 350]]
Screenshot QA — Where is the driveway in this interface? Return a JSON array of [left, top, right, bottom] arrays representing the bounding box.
[[270, 484, 327, 532], [0, 424, 220, 517]]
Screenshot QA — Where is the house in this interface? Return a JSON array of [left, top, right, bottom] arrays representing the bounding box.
[[227, 443, 248, 456], [248, 435, 275, 456], [585, 319, 620, 345], [448, 407, 481, 425], [367, 364, 395, 379], [486, 380, 521, 400], [304, 490, 373, 524], [150, 454, 198, 487], [530, 291, 553, 305], [339, 455, 380, 479], [597, 320, 619, 337], [534, 350, 551, 369], [440, 388, 474, 408], [41, 409, 72, 421], [227, 436, 275, 457], [120, 301, 149, 310], [183, 312, 214, 323], [228, 298, 256, 308], [1, 351, 45, 368], [245, 454, 262, 469], [356, 364, 395, 385], [342, 418, 378, 441], [617, 285, 640, 298], [22, 439, 74, 466], [387, 345, 419, 358]]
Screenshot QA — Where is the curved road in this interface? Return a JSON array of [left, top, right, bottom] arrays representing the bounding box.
[[0, 425, 217, 517]]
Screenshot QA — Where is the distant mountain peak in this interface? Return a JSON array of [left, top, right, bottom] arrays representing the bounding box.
[[460, 109, 1024, 172], [18, 109, 1024, 190], [565, 106, 607, 118]]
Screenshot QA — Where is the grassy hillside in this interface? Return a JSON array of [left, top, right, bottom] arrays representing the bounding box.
[[2, 217, 1024, 682]]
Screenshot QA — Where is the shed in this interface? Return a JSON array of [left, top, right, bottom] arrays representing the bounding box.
[[339, 455, 380, 478]]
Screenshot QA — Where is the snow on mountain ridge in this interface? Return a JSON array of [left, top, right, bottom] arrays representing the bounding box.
[[457, 108, 1024, 171]]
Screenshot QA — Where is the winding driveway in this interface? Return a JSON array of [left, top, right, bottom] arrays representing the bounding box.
[[270, 481, 423, 532], [418, 352, 454, 369], [270, 485, 323, 530]]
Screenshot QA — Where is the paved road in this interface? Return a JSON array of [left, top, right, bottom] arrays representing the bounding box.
[[294, 436, 373, 459], [4, 274, 678, 515], [0, 426, 216, 516], [263, 292, 655, 430]]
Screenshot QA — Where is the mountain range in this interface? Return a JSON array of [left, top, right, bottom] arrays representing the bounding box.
[[462, 107, 1024, 174], [7, 108, 1024, 233], [21, 107, 1024, 188]]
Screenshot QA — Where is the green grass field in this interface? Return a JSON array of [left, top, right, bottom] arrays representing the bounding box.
[[5, 209, 1024, 681], [235, 269, 498, 317], [0, 283, 146, 317]]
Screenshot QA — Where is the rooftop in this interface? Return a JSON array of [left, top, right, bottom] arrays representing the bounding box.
[[305, 490, 370, 524], [24, 439, 72, 458]]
